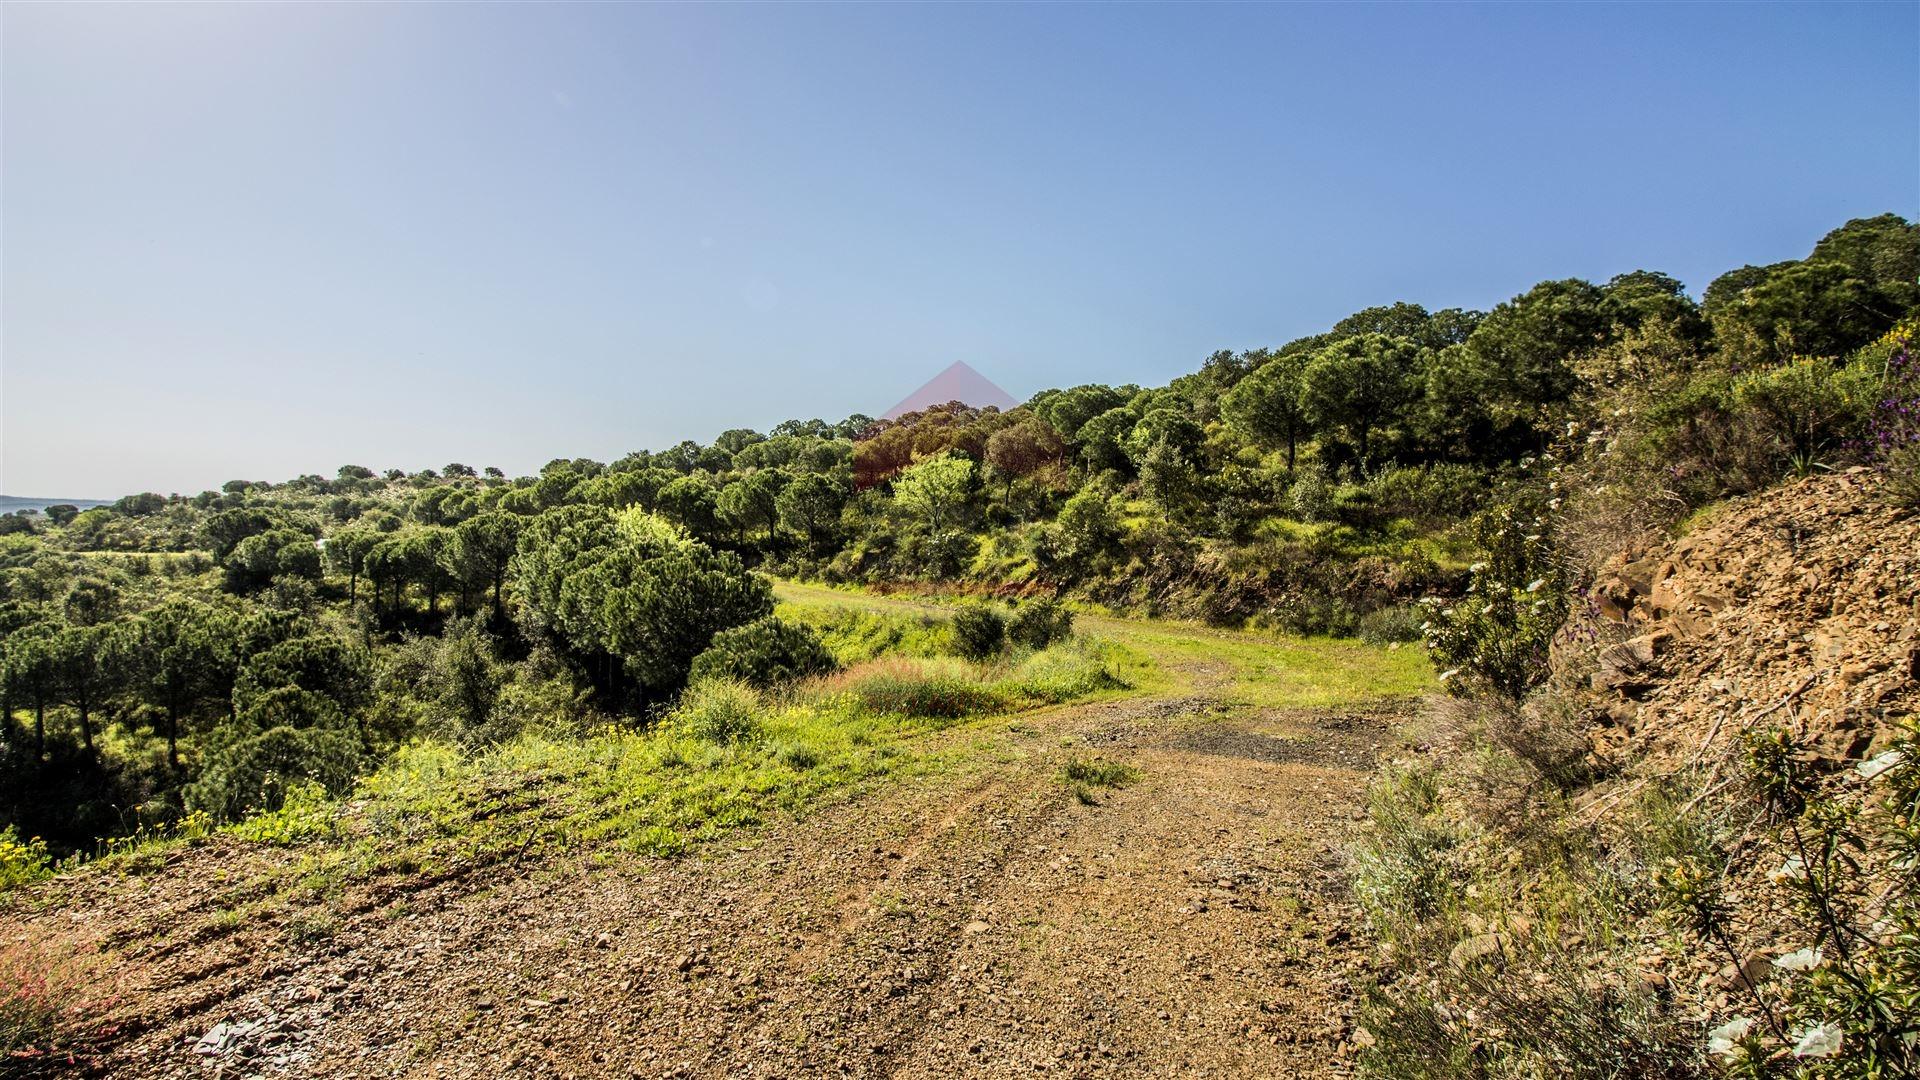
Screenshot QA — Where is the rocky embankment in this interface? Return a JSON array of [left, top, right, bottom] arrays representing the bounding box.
[[1582, 469, 1918, 772]]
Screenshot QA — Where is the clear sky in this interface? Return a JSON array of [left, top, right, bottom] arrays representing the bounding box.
[[3, 2, 1915, 498]]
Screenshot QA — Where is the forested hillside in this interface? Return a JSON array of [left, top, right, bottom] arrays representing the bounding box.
[[1, 212, 1912, 865]]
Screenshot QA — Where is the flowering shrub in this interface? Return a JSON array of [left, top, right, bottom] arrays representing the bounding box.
[[0, 937, 118, 1062], [1421, 493, 1566, 700], [1680, 725, 1920, 1078], [0, 827, 52, 893], [1866, 321, 1919, 455], [1868, 323, 1920, 511]]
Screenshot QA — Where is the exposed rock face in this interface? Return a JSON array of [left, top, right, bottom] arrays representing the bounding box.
[[1579, 470, 1919, 768]]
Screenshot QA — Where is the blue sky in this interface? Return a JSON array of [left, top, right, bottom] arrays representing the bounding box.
[[3, 3, 1914, 498]]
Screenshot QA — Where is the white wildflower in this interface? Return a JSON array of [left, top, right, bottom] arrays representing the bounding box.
[[1439, 669, 1462, 683], [1792, 1022, 1843, 1059], [1525, 578, 1547, 593], [1468, 562, 1488, 574], [1774, 947, 1822, 972], [1857, 750, 1905, 780], [1707, 1016, 1754, 1057]]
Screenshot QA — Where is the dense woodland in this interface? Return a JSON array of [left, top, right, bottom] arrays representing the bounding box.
[[1, 212, 1915, 864]]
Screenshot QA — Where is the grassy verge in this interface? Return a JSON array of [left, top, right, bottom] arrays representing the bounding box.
[[18, 630, 1133, 932], [775, 579, 1436, 708]]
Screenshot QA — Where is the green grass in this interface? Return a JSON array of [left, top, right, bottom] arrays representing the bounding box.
[[1060, 756, 1140, 805], [775, 600, 954, 664], [774, 579, 1434, 709], [1061, 758, 1139, 788], [25, 628, 1131, 916]]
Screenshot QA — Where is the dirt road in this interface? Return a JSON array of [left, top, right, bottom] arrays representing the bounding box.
[[5, 591, 1419, 1079]]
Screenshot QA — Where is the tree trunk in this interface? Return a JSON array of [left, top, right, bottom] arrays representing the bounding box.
[[77, 699, 94, 753], [166, 704, 180, 773], [348, 568, 359, 606], [1286, 431, 1297, 472]]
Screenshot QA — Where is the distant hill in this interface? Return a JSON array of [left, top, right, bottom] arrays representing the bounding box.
[[0, 495, 112, 515], [881, 361, 1017, 420]]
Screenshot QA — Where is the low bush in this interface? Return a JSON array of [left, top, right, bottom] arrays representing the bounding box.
[[1350, 763, 1465, 935], [1003, 638, 1129, 702], [1007, 596, 1075, 649], [689, 615, 837, 689], [227, 780, 336, 845], [0, 826, 52, 893], [951, 603, 1008, 661], [1356, 604, 1424, 645], [1061, 757, 1138, 788], [1364, 464, 1489, 526], [1731, 354, 1876, 473], [1885, 443, 1920, 511], [1350, 753, 1701, 1079], [1624, 356, 1877, 504]]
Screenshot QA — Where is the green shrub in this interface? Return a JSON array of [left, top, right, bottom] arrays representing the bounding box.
[[689, 615, 837, 688], [1627, 357, 1877, 503], [1290, 460, 1334, 522], [1730, 354, 1875, 471], [1884, 442, 1920, 511], [667, 679, 762, 744], [951, 603, 1007, 661], [1357, 604, 1424, 644], [186, 688, 366, 821], [1364, 464, 1489, 525], [429, 618, 510, 747], [1350, 763, 1464, 932], [1001, 638, 1129, 702], [0, 827, 52, 893], [775, 741, 821, 770], [1421, 497, 1565, 700], [228, 780, 336, 845], [1007, 597, 1075, 649], [1061, 756, 1139, 805], [781, 604, 951, 664]]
